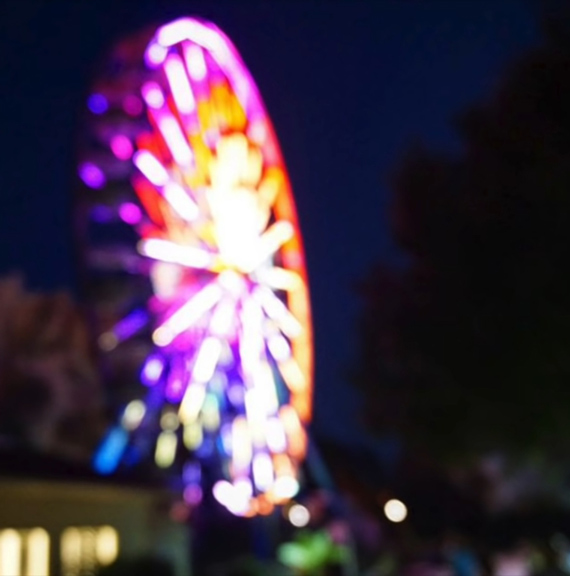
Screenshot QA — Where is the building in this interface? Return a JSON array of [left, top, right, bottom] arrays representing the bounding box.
[[0, 445, 190, 576]]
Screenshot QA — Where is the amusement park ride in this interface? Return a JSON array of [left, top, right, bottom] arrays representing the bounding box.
[[77, 16, 315, 520]]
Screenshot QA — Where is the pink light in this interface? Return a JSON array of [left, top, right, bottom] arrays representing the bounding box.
[[133, 150, 169, 186], [141, 81, 165, 109], [138, 238, 212, 269], [164, 55, 196, 114], [123, 95, 143, 116], [118, 202, 142, 225], [162, 182, 198, 221], [157, 114, 193, 165], [110, 134, 134, 160], [145, 41, 168, 67], [252, 452, 274, 491], [183, 43, 207, 81]]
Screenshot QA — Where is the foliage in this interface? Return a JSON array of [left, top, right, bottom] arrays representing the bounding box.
[[355, 23, 570, 479], [277, 529, 349, 575], [0, 275, 105, 457]]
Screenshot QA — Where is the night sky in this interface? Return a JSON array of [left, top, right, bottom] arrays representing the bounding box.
[[0, 1, 538, 442]]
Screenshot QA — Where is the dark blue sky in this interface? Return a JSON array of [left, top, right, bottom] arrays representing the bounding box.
[[0, 1, 538, 441]]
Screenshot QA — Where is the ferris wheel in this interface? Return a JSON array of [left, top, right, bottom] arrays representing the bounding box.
[[77, 17, 313, 517]]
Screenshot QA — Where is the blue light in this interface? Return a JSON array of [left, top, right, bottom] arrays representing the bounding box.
[[88, 93, 109, 114], [93, 426, 129, 474]]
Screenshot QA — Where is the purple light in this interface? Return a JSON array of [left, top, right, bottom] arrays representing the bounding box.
[[88, 93, 108, 114], [79, 162, 106, 189], [110, 134, 134, 160], [184, 484, 203, 505], [183, 461, 202, 485], [227, 383, 245, 406], [91, 205, 114, 223], [123, 95, 143, 116], [165, 375, 185, 402], [118, 202, 142, 225], [113, 309, 148, 341]]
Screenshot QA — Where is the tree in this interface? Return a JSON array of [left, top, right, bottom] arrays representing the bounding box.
[[355, 20, 570, 489], [0, 276, 106, 458]]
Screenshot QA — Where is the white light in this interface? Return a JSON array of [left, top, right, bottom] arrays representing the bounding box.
[[26, 528, 49, 576], [274, 476, 299, 500], [209, 298, 236, 336], [121, 400, 146, 431], [213, 480, 234, 506], [254, 287, 302, 338], [232, 417, 252, 473], [258, 267, 302, 292], [158, 115, 193, 165], [254, 220, 294, 266], [384, 499, 407, 523], [163, 182, 199, 221], [164, 55, 196, 114], [179, 384, 206, 424], [157, 18, 196, 47], [133, 150, 169, 186], [268, 333, 291, 362], [139, 238, 212, 270], [184, 43, 207, 80], [212, 480, 251, 516], [145, 42, 168, 67], [95, 526, 119, 567], [141, 81, 165, 109], [157, 18, 221, 51], [266, 418, 287, 452], [288, 504, 310, 528], [192, 337, 222, 383], [0, 530, 21, 576], [252, 452, 274, 491]]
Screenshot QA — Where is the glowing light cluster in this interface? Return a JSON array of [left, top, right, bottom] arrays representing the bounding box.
[[88, 17, 313, 516]]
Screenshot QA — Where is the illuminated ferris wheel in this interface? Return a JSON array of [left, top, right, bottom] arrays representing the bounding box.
[[77, 17, 313, 517]]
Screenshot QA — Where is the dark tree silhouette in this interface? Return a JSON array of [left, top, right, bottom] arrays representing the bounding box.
[[355, 18, 570, 482]]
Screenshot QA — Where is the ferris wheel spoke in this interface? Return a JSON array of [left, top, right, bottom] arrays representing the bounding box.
[[253, 286, 302, 339], [138, 238, 214, 270], [255, 266, 302, 292], [251, 220, 294, 268], [153, 281, 223, 346]]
